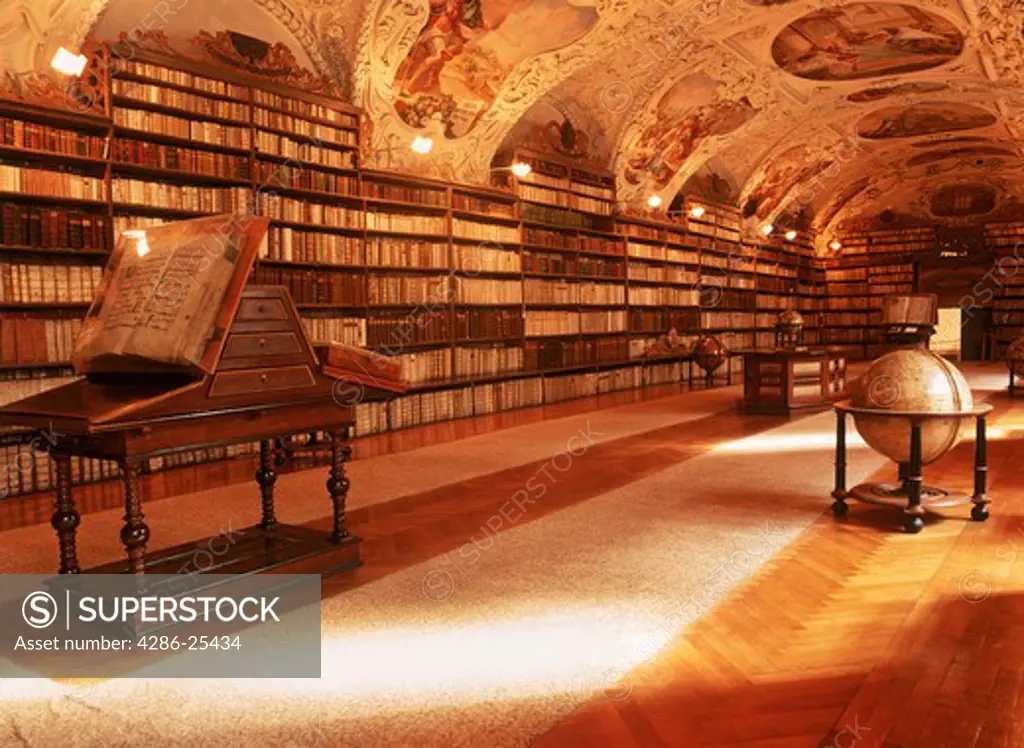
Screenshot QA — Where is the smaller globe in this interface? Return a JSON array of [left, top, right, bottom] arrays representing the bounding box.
[[692, 335, 727, 374], [851, 348, 973, 465], [1007, 336, 1024, 375], [777, 309, 804, 331]]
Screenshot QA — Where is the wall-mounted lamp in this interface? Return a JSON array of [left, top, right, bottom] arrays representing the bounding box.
[[510, 162, 532, 178], [761, 224, 774, 236], [123, 229, 150, 257], [411, 136, 433, 155], [785, 230, 797, 241], [51, 47, 88, 76], [689, 205, 706, 218], [830, 240, 842, 251], [647, 195, 663, 209]]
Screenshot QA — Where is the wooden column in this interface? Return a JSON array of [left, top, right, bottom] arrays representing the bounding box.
[[120, 459, 150, 574], [256, 439, 277, 530], [51, 453, 80, 574], [971, 414, 990, 522], [903, 420, 925, 534], [327, 428, 353, 544], [831, 410, 848, 517]]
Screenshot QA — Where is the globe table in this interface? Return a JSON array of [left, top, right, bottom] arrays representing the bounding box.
[[830, 401, 992, 534]]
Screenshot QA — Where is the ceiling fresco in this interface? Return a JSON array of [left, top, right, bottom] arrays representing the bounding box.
[[770, 3, 963, 82], [856, 102, 998, 139], [5, 0, 1024, 240]]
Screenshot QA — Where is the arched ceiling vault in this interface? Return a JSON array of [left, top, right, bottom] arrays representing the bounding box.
[[5, 0, 1024, 236]]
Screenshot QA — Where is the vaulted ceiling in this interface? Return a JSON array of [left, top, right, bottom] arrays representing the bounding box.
[[7, 0, 1024, 241]]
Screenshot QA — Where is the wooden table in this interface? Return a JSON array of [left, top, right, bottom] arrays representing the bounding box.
[[738, 348, 846, 416], [0, 287, 401, 575]]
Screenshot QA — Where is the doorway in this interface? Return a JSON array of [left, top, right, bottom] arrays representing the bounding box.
[[933, 307, 962, 360]]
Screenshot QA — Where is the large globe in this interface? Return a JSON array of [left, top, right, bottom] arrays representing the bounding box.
[[777, 309, 804, 331], [851, 348, 973, 465], [692, 335, 727, 374], [1007, 336, 1024, 374]]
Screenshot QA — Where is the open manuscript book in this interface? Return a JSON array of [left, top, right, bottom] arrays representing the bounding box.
[[72, 214, 406, 392]]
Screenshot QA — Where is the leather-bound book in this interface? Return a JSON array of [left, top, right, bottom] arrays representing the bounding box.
[[73, 213, 269, 375], [315, 342, 407, 393]]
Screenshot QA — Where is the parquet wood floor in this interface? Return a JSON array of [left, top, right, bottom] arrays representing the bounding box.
[[532, 393, 1024, 748]]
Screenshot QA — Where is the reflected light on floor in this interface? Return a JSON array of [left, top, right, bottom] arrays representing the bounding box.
[[0, 608, 667, 715], [715, 430, 867, 454]]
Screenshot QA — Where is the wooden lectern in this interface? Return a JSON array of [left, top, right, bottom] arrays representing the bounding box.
[[0, 215, 406, 575]]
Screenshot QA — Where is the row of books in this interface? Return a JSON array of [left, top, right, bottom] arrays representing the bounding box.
[[629, 287, 700, 307], [362, 180, 446, 207], [456, 308, 523, 339], [452, 193, 516, 218], [252, 89, 357, 128], [262, 228, 362, 265], [253, 109, 357, 147], [368, 238, 448, 268], [0, 117, 106, 159], [113, 79, 249, 122], [254, 134, 356, 169], [369, 275, 451, 306], [368, 311, 450, 350], [0, 205, 110, 250], [0, 166, 105, 201], [701, 311, 756, 329], [457, 245, 520, 274], [366, 211, 446, 235], [393, 348, 451, 384], [0, 314, 82, 365], [114, 108, 251, 150], [258, 161, 357, 195], [457, 278, 522, 305], [115, 61, 247, 98], [0, 443, 120, 496], [526, 310, 578, 337], [251, 267, 366, 306], [111, 179, 250, 212], [525, 337, 631, 370], [300, 315, 365, 347], [452, 218, 518, 243], [259, 196, 362, 227], [0, 263, 102, 303], [113, 138, 251, 179], [454, 346, 524, 377], [523, 279, 626, 306], [629, 309, 701, 333], [581, 310, 627, 334], [821, 312, 883, 326]]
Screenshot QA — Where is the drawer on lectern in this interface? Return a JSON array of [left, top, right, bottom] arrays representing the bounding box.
[[208, 365, 317, 397]]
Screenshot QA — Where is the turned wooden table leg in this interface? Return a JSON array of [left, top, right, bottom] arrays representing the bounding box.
[[327, 428, 353, 544], [256, 439, 277, 530], [831, 410, 848, 517], [51, 454, 80, 574], [971, 414, 990, 522], [903, 420, 925, 534], [120, 459, 150, 574]]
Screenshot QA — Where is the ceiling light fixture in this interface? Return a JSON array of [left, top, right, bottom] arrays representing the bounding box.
[[689, 205, 706, 218], [510, 162, 531, 178], [411, 136, 433, 155], [647, 195, 663, 209], [51, 47, 87, 76]]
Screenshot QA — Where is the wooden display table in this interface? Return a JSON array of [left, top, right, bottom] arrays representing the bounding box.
[[739, 348, 846, 416], [0, 286, 403, 575]]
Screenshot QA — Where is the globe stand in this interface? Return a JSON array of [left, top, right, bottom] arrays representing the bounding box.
[[830, 404, 992, 534]]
